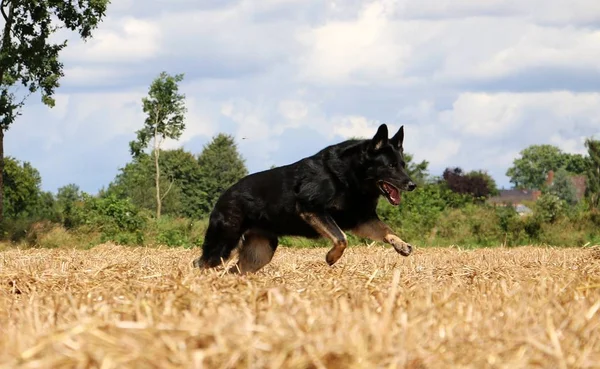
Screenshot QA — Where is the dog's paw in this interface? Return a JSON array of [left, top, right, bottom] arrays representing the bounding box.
[[192, 257, 204, 268], [386, 235, 413, 256], [326, 247, 344, 266]]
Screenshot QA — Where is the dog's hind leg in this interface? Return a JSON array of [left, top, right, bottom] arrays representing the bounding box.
[[299, 212, 348, 266], [229, 229, 278, 274], [192, 210, 245, 269], [351, 217, 413, 256]]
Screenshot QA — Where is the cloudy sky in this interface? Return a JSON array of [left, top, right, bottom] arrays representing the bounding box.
[[6, 0, 600, 193]]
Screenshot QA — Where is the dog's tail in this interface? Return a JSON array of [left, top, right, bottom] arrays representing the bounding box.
[[193, 207, 245, 269]]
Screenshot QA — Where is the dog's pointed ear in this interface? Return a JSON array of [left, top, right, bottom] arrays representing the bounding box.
[[390, 125, 404, 151], [369, 124, 388, 151]]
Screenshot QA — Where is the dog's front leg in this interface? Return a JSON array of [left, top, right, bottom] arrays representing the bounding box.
[[352, 218, 413, 256], [299, 212, 348, 265]]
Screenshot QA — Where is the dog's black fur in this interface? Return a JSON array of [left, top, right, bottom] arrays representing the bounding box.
[[192, 123, 417, 273]]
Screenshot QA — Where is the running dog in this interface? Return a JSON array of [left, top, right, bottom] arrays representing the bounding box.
[[192, 123, 417, 274]]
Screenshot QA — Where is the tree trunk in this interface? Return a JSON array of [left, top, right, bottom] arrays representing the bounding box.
[[154, 127, 161, 219], [0, 1, 15, 227], [0, 129, 4, 225]]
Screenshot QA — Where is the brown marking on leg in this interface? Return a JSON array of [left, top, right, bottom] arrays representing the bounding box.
[[230, 230, 277, 274], [299, 212, 348, 265], [352, 218, 413, 256]]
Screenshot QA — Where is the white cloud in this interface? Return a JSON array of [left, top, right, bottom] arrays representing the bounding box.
[[278, 100, 309, 121], [471, 26, 600, 80], [441, 93, 522, 137], [162, 98, 217, 150], [395, 0, 600, 25], [549, 134, 589, 155], [295, 1, 600, 86], [443, 91, 600, 140], [220, 99, 279, 165], [154, 2, 301, 66], [330, 116, 380, 139], [297, 2, 412, 84], [62, 66, 134, 87], [62, 17, 161, 63]]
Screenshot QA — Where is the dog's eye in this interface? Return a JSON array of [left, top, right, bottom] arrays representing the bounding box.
[[388, 163, 396, 168]]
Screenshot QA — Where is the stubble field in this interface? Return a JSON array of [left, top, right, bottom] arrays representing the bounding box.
[[1, 243, 599, 369]]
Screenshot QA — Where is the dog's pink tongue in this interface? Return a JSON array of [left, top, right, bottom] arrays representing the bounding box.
[[390, 188, 400, 205], [385, 184, 400, 205]]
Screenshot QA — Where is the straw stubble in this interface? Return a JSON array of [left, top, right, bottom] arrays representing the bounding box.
[[1, 244, 599, 368]]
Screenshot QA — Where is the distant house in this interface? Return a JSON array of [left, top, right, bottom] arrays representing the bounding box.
[[487, 170, 588, 215], [539, 170, 587, 201], [488, 189, 541, 216]]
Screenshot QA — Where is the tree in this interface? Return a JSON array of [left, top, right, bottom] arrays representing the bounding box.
[[564, 153, 590, 175], [129, 71, 187, 219], [160, 148, 205, 218], [197, 134, 248, 215], [467, 170, 499, 196], [506, 144, 587, 190], [442, 167, 495, 200], [546, 168, 578, 206], [3, 156, 43, 219], [106, 148, 205, 218], [404, 153, 429, 186], [585, 138, 600, 209], [0, 0, 110, 224], [107, 153, 167, 213], [56, 183, 84, 228]]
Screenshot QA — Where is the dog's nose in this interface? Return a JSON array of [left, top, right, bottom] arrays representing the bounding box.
[[407, 182, 417, 191]]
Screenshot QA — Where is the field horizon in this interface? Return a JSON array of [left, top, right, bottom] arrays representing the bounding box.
[[1, 243, 599, 368]]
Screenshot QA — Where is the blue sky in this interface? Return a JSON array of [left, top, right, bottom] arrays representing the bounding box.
[[5, 0, 600, 194]]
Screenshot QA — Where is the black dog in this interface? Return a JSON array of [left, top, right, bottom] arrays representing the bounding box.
[[192, 123, 417, 274]]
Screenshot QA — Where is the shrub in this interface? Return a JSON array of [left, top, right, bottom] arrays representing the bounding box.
[[75, 194, 148, 245], [144, 216, 208, 248], [534, 194, 564, 223], [36, 225, 77, 249]]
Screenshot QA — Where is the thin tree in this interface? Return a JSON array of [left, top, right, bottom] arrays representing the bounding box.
[[129, 71, 186, 219], [0, 0, 110, 224]]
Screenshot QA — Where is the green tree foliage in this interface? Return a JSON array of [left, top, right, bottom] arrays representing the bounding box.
[[546, 168, 578, 206], [34, 190, 58, 221], [197, 134, 248, 215], [129, 71, 187, 219], [3, 156, 44, 219], [56, 184, 84, 228], [403, 153, 429, 186], [0, 0, 110, 223], [506, 144, 589, 190], [107, 148, 210, 218], [160, 148, 205, 218], [564, 153, 589, 174], [585, 138, 600, 209]]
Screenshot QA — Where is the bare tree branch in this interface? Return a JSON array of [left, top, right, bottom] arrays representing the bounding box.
[[160, 179, 175, 201], [1, 0, 8, 24]]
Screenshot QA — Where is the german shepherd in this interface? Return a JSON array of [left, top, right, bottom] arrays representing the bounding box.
[[192, 123, 417, 274]]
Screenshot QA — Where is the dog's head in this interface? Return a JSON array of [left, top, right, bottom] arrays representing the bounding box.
[[364, 123, 416, 206]]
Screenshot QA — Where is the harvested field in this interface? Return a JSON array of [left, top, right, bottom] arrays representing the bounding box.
[[1, 244, 600, 369]]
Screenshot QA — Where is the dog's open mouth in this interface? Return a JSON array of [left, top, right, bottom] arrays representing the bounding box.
[[378, 181, 401, 205]]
